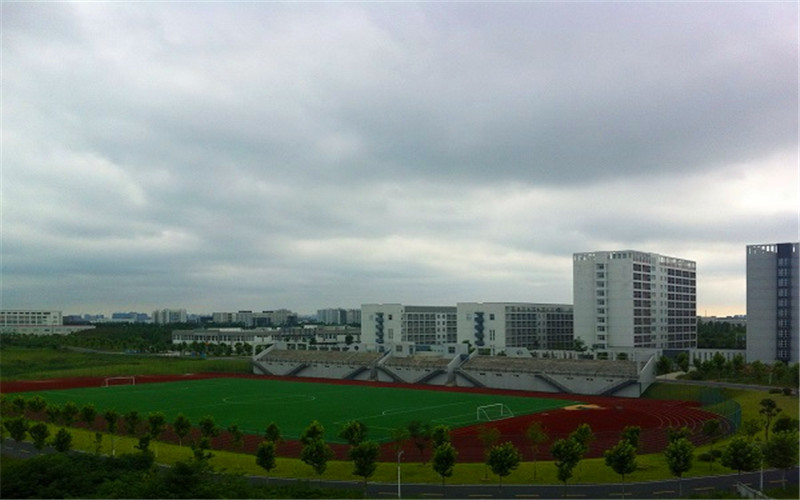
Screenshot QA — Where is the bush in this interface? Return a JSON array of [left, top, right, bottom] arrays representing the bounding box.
[[769, 388, 782, 394], [782, 387, 793, 396]]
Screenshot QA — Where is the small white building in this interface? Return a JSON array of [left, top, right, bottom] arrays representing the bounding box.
[[0, 310, 94, 335]]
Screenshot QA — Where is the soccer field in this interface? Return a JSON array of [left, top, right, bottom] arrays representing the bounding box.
[[23, 378, 581, 443]]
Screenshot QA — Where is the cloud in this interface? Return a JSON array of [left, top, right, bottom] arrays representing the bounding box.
[[1, 2, 796, 315]]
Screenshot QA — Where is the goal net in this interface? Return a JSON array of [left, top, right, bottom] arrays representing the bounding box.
[[476, 403, 514, 422], [103, 376, 136, 388]]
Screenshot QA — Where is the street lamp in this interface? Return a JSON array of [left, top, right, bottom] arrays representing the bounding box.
[[397, 450, 404, 499]]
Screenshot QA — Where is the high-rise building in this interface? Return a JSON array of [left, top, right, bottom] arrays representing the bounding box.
[[573, 250, 696, 350], [746, 242, 799, 363], [152, 308, 187, 324], [361, 304, 457, 346], [456, 302, 573, 354]]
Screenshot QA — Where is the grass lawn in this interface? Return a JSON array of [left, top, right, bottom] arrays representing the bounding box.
[[16, 377, 580, 442]]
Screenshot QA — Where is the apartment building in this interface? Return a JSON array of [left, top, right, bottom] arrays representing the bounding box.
[[360, 304, 457, 346], [746, 242, 799, 363], [456, 302, 573, 354], [573, 250, 696, 350]]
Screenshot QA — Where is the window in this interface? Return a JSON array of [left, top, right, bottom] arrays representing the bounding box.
[[489, 314, 495, 320]]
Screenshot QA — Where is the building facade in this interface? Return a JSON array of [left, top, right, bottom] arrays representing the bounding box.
[[360, 304, 457, 346], [152, 309, 188, 324], [573, 250, 696, 350], [746, 242, 799, 363], [456, 302, 573, 354], [0, 310, 94, 335]]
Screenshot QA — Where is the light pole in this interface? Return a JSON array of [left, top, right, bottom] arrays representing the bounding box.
[[397, 450, 404, 499]]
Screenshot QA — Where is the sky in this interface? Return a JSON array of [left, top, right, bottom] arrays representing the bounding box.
[[2, 1, 797, 317]]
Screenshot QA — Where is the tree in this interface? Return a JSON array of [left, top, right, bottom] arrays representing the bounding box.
[[123, 410, 141, 436], [621, 425, 641, 450], [350, 440, 380, 489], [10, 396, 27, 416], [759, 398, 782, 441], [432, 442, 458, 487], [103, 409, 119, 457], [701, 419, 722, 471], [28, 422, 50, 450], [4, 416, 29, 442], [476, 425, 501, 480], [407, 420, 433, 463], [763, 430, 799, 490], [569, 423, 595, 467], [551, 437, 583, 495], [256, 440, 277, 477], [26, 395, 47, 416], [487, 441, 520, 489], [45, 404, 61, 425], [51, 428, 73, 453], [721, 435, 762, 474], [147, 412, 167, 457], [604, 439, 637, 497], [300, 436, 334, 475], [300, 420, 326, 445], [339, 420, 368, 447], [390, 426, 409, 457], [264, 421, 282, 444], [740, 418, 762, 440], [771, 414, 799, 434], [431, 424, 451, 449], [656, 355, 673, 375], [198, 415, 220, 442], [227, 424, 244, 450], [664, 437, 694, 497], [677, 352, 690, 373], [524, 421, 549, 480], [666, 425, 692, 443], [80, 403, 97, 430], [61, 401, 79, 427], [173, 413, 192, 447]]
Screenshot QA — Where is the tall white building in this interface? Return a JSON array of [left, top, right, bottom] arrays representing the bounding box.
[[746, 242, 799, 363], [456, 302, 573, 354], [573, 250, 696, 350], [152, 309, 187, 324], [361, 304, 457, 346]]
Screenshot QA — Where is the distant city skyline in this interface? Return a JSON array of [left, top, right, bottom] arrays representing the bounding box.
[[3, 2, 796, 318]]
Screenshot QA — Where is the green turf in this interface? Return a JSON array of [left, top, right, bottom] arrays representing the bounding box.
[[21, 378, 581, 443]]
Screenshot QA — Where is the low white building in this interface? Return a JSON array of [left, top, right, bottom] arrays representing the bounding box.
[[0, 310, 94, 335]]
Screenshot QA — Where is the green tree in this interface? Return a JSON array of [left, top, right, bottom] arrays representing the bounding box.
[[551, 437, 582, 495], [432, 442, 458, 487], [476, 425, 501, 480], [407, 420, 433, 463], [664, 437, 694, 497], [4, 416, 29, 442], [45, 404, 61, 425], [198, 415, 220, 441], [10, 396, 27, 416], [771, 414, 799, 434], [487, 441, 521, 490], [264, 421, 282, 444], [740, 418, 762, 440], [763, 430, 799, 490], [604, 439, 637, 497], [656, 355, 673, 375], [103, 409, 120, 457], [61, 401, 79, 427], [339, 420, 368, 447], [524, 421, 549, 480], [123, 410, 141, 436], [255, 440, 277, 477], [80, 403, 97, 430], [28, 422, 50, 450], [621, 425, 641, 450], [677, 352, 690, 373], [147, 412, 167, 457], [51, 427, 73, 453], [569, 423, 595, 456], [431, 424, 451, 448], [721, 435, 762, 474], [300, 437, 334, 475], [350, 440, 380, 489], [701, 419, 722, 471], [26, 395, 47, 416], [666, 425, 692, 443], [300, 419, 326, 445], [227, 423, 244, 450], [173, 413, 192, 447], [758, 398, 782, 441]]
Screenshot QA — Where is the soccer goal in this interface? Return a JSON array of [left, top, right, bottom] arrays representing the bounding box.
[[476, 403, 514, 422], [103, 376, 136, 388]]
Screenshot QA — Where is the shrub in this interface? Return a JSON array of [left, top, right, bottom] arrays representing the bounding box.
[[769, 388, 782, 394], [782, 387, 793, 396]]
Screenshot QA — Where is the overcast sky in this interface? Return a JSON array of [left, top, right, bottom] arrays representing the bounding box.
[[2, 2, 797, 317]]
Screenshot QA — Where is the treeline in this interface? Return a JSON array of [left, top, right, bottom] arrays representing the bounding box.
[[3, 392, 798, 498], [657, 351, 800, 388], [697, 320, 746, 349]]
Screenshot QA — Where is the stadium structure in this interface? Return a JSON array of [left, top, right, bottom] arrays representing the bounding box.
[[252, 341, 658, 398]]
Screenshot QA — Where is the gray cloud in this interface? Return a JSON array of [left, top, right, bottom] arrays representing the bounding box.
[[2, 2, 796, 316]]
